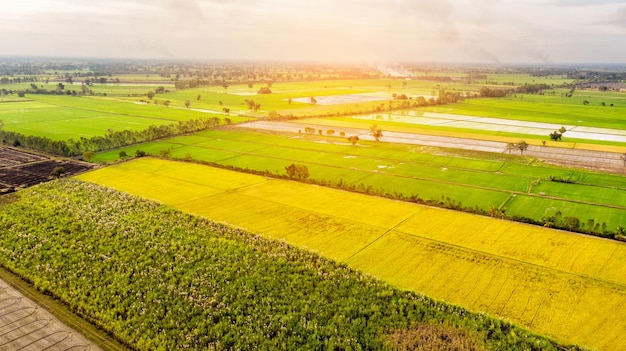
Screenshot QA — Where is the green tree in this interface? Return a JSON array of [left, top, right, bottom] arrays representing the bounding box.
[[82, 151, 95, 161], [50, 166, 65, 178], [119, 150, 128, 158], [549, 131, 562, 141], [184, 100, 191, 109], [285, 164, 309, 179], [147, 91, 155, 100], [563, 216, 580, 230]]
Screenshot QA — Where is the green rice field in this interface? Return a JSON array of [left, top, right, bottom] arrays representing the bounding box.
[[94, 128, 626, 231]]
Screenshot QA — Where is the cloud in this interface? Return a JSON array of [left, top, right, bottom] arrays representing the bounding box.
[[610, 7, 626, 28], [551, 0, 625, 6]]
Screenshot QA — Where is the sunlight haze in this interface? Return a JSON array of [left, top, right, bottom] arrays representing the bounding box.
[[1, 0, 626, 63]]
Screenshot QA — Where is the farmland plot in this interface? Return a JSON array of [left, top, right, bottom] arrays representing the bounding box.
[[77, 158, 626, 350], [0, 278, 101, 350]]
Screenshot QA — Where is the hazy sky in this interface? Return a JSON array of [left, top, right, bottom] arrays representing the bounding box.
[[1, 0, 625, 63]]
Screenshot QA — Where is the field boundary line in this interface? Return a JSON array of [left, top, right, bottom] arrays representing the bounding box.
[[344, 209, 422, 262]]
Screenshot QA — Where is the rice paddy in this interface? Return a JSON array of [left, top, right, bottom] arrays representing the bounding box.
[[77, 157, 626, 350]]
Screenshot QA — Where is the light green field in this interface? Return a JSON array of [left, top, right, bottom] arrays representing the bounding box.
[[0, 95, 247, 139], [77, 157, 626, 351], [94, 128, 626, 230]]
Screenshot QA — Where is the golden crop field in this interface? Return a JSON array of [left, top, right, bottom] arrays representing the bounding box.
[[77, 158, 626, 350]]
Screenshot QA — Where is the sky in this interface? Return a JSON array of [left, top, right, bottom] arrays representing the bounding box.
[[1, 0, 625, 64]]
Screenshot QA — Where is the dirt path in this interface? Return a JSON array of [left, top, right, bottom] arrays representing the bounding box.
[[237, 121, 626, 174], [0, 272, 101, 351], [0, 268, 131, 351]]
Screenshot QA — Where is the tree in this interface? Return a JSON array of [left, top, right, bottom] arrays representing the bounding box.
[[50, 166, 65, 178], [516, 140, 528, 155], [147, 91, 155, 100], [370, 124, 383, 141], [119, 150, 128, 158], [245, 99, 256, 112], [583, 100, 589, 105], [549, 131, 562, 141], [505, 143, 515, 154], [257, 87, 272, 94], [558, 126, 567, 134], [197, 94, 201, 101], [159, 148, 172, 157], [164, 100, 170, 108], [326, 130, 335, 136], [285, 164, 309, 179], [348, 135, 359, 146], [82, 151, 95, 161], [488, 206, 506, 219], [563, 216, 580, 230], [310, 96, 317, 104], [184, 100, 191, 109]]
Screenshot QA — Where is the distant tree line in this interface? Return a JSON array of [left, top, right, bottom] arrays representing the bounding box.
[[0, 117, 222, 157]]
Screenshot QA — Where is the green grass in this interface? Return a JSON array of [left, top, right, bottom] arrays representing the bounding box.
[[0, 95, 248, 140], [419, 91, 626, 130]]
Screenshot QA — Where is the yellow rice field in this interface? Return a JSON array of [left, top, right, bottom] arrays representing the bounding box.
[[77, 158, 626, 350]]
